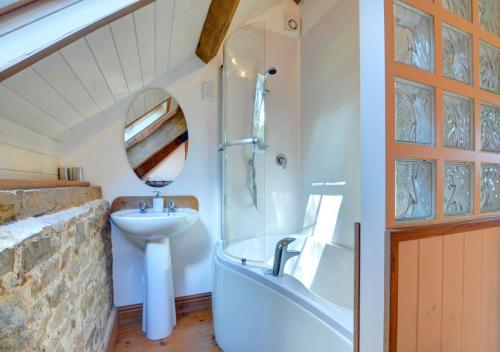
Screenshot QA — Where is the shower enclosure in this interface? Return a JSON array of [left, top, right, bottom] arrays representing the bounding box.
[[220, 22, 273, 263], [214, 24, 354, 352]]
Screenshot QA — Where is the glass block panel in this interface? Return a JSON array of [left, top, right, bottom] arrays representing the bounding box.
[[443, 0, 471, 21], [396, 159, 435, 221], [395, 79, 434, 145], [479, 0, 500, 36], [394, 2, 433, 72], [443, 92, 472, 150], [442, 24, 472, 84], [444, 162, 473, 216], [479, 42, 500, 95], [481, 103, 500, 153], [481, 164, 500, 213]]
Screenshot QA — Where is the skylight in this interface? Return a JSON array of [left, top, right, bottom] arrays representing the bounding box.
[[0, 0, 144, 77], [124, 102, 169, 143], [0, 1, 36, 15]]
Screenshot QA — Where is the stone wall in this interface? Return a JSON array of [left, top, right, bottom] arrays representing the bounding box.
[[0, 187, 102, 225], [0, 196, 113, 352]]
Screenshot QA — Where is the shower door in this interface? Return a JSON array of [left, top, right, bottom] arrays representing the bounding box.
[[221, 22, 268, 262]]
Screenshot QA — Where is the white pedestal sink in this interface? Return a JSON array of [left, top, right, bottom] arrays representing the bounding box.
[[111, 207, 198, 340]]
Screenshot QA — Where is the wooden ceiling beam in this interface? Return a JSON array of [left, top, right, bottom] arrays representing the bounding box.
[[134, 131, 188, 179], [196, 0, 239, 64]]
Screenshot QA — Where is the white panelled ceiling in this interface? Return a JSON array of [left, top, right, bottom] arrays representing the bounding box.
[[0, 0, 283, 142], [0, 0, 211, 141]]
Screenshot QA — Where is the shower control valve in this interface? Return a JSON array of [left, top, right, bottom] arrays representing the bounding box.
[[276, 154, 287, 169]]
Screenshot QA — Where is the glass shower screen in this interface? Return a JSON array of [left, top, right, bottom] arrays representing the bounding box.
[[221, 22, 268, 262]]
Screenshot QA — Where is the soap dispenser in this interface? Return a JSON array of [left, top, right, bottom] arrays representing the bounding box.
[[152, 191, 164, 213]]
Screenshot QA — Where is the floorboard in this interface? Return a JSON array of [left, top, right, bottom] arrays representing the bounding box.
[[114, 309, 221, 352]]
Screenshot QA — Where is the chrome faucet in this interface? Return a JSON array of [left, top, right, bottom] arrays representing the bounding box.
[[139, 200, 146, 213], [272, 237, 300, 277], [167, 200, 175, 214]]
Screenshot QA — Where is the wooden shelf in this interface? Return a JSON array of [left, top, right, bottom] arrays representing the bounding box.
[[0, 179, 90, 190]]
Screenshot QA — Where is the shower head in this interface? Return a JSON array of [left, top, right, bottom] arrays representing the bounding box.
[[263, 67, 277, 77]]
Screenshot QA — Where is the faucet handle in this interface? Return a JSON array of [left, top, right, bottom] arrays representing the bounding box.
[[168, 200, 175, 208], [139, 200, 146, 212]]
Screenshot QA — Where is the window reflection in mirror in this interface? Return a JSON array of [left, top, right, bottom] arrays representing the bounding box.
[[124, 88, 188, 187]]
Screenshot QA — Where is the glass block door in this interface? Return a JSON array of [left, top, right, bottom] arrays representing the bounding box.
[[386, 0, 500, 227]]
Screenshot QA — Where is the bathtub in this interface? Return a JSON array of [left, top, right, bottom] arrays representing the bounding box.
[[212, 234, 353, 352]]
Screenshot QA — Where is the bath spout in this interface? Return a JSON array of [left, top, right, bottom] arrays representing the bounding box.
[[272, 237, 300, 277]]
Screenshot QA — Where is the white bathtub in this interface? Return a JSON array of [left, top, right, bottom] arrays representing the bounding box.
[[212, 235, 353, 352]]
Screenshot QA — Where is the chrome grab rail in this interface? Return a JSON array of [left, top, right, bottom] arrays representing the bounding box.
[[218, 138, 258, 151]]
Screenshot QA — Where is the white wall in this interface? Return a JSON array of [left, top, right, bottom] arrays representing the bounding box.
[[264, 30, 300, 237], [249, 0, 300, 34], [0, 116, 60, 179], [61, 59, 220, 306], [359, 0, 386, 351], [300, 0, 342, 35], [300, 0, 360, 249], [60, 2, 300, 306]]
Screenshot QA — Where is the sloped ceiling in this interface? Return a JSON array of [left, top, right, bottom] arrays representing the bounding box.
[[0, 0, 210, 142], [0, 0, 283, 142]]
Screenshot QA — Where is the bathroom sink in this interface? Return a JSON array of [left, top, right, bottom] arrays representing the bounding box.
[[110, 206, 198, 341], [110, 208, 198, 241]]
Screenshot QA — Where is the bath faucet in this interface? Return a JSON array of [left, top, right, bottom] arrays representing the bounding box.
[[167, 200, 175, 213], [272, 238, 300, 277], [139, 200, 146, 213]]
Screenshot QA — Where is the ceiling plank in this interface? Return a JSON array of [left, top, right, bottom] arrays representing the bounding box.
[[33, 53, 101, 120], [169, 0, 210, 71], [3, 67, 85, 128], [134, 4, 156, 85], [111, 14, 143, 94], [155, 0, 175, 78], [60, 39, 116, 112], [0, 0, 155, 82], [196, 0, 239, 64], [0, 83, 70, 139], [86, 26, 129, 102]]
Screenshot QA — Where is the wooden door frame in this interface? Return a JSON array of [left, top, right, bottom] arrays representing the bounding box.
[[385, 0, 500, 350], [387, 217, 500, 351]]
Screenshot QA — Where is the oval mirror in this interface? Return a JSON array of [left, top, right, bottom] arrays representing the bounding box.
[[124, 88, 188, 187]]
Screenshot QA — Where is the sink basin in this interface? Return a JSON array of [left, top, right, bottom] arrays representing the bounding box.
[[110, 207, 198, 341], [111, 208, 198, 241]]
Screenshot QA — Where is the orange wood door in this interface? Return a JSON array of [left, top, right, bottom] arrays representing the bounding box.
[[396, 226, 500, 352]]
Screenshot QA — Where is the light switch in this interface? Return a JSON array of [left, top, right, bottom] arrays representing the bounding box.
[[202, 81, 214, 102]]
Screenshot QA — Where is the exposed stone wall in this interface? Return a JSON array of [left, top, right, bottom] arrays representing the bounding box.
[[0, 198, 113, 352], [0, 187, 102, 225]]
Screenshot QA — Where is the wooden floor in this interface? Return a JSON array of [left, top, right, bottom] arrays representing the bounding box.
[[114, 309, 221, 352]]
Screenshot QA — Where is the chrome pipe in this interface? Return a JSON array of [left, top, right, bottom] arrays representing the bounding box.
[[218, 138, 258, 151]]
